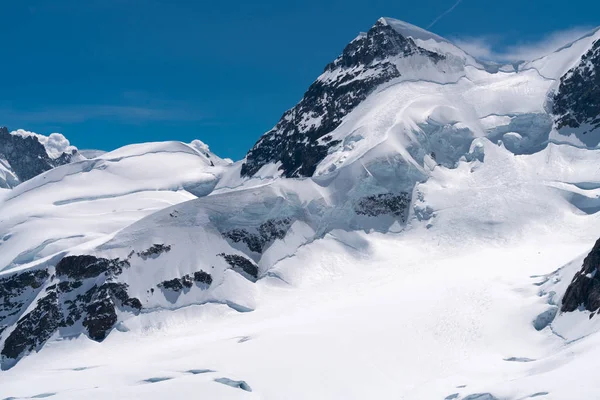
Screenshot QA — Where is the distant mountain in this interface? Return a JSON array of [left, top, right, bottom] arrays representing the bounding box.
[[0, 128, 83, 187]]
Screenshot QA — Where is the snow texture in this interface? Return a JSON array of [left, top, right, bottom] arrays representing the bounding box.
[[1, 16, 600, 400]]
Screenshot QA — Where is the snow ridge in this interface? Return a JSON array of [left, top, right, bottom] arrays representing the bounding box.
[[2, 16, 600, 400]]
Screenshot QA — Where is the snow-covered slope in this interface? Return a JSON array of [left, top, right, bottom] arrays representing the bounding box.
[[0, 159, 19, 189], [0, 140, 229, 274], [241, 19, 600, 184], [2, 16, 600, 400], [3, 140, 600, 398]]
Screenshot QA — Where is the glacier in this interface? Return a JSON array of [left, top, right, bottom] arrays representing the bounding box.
[[1, 16, 600, 400]]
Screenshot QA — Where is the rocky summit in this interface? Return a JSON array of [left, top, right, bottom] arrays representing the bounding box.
[[241, 19, 446, 178], [0, 127, 79, 186]]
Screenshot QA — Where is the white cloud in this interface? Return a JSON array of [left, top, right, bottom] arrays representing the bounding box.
[[189, 139, 210, 154], [10, 129, 77, 158], [454, 26, 595, 62]]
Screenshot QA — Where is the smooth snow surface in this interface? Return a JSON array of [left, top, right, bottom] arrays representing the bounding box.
[[0, 141, 227, 273], [3, 141, 600, 399]]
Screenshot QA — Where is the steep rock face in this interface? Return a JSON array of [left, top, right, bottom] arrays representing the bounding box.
[[0, 127, 77, 183], [158, 271, 213, 293], [553, 39, 600, 145], [241, 19, 445, 178], [0, 255, 141, 369], [0, 238, 263, 367], [218, 253, 259, 282], [137, 244, 172, 260], [223, 218, 293, 254], [0, 269, 50, 332], [355, 193, 411, 220], [1, 289, 61, 360], [561, 238, 600, 313]]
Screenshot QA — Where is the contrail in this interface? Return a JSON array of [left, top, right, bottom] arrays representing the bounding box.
[[427, 0, 464, 29]]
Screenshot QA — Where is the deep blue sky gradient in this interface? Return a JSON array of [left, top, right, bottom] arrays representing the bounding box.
[[1, 0, 599, 159]]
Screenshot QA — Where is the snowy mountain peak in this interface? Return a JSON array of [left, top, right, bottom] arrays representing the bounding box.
[[378, 17, 447, 44], [241, 17, 450, 178], [9, 129, 78, 160], [0, 127, 83, 187], [241, 17, 600, 183]]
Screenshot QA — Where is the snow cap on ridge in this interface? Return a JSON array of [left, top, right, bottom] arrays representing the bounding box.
[[377, 17, 449, 44]]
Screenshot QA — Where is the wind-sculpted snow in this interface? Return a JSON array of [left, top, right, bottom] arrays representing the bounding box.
[[0, 150, 423, 367], [0, 141, 227, 274], [241, 18, 453, 178], [3, 15, 600, 400], [239, 17, 598, 183], [4, 139, 600, 398]]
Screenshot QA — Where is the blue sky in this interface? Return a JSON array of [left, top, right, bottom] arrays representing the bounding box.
[[1, 0, 598, 160]]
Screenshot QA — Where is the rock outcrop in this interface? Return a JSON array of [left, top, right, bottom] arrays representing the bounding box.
[[241, 19, 445, 178], [562, 237, 600, 313]]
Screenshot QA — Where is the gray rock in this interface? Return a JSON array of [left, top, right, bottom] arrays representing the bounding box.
[[241, 20, 445, 178], [562, 237, 600, 313]]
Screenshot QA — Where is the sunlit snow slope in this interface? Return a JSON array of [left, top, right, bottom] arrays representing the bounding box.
[[0, 140, 229, 274], [2, 16, 600, 400]]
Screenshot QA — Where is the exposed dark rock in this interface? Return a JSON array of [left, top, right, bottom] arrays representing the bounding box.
[[553, 39, 600, 144], [157, 271, 213, 293], [258, 218, 292, 242], [223, 218, 293, 253], [218, 253, 259, 281], [137, 244, 171, 260], [57, 280, 82, 293], [158, 277, 189, 292], [64, 280, 141, 340], [1, 255, 140, 366], [0, 127, 76, 183], [0, 269, 49, 329], [224, 229, 263, 253], [76, 282, 141, 341], [55, 255, 129, 280], [355, 192, 410, 219], [562, 237, 600, 312], [0, 269, 49, 299], [1, 290, 60, 360], [82, 291, 118, 342], [193, 271, 213, 286], [241, 20, 445, 178]]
